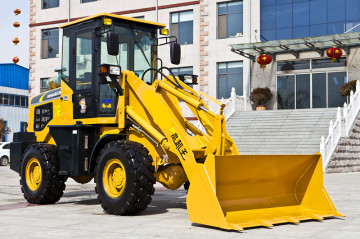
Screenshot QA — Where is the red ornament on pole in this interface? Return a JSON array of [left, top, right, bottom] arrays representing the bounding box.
[[326, 47, 343, 63], [14, 9, 21, 15], [13, 57, 19, 64], [12, 37, 20, 45], [13, 22, 20, 28], [257, 54, 272, 69]]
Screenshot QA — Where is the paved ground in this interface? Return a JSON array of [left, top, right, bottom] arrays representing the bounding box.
[[0, 166, 359, 239]]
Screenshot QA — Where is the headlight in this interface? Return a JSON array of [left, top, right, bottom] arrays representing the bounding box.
[[178, 74, 198, 85], [98, 64, 121, 76], [110, 66, 121, 75]]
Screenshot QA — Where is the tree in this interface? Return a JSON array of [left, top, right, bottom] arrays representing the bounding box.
[[0, 118, 10, 141]]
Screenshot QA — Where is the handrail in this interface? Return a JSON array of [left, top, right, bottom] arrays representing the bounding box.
[[194, 87, 238, 132], [321, 80, 360, 172]]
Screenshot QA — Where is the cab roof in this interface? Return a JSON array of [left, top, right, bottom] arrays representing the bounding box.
[[59, 12, 166, 29]]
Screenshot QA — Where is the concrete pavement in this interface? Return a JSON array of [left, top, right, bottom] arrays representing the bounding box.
[[0, 165, 359, 239]]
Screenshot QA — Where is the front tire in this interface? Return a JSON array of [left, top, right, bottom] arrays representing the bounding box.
[[0, 156, 9, 166], [95, 140, 155, 215], [20, 144, 66, 204]]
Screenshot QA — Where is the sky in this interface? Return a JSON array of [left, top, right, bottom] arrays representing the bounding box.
[[0, 1, 30, 69]]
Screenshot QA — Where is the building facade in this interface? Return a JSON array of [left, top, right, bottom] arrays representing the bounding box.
[[0, 64, 29, 142], [29, 0, 360, 110]]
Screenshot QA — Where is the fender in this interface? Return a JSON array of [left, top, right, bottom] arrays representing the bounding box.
[[88, 134, 126, 173]]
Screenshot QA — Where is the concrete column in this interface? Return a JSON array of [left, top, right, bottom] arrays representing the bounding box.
[[199, 0, 209, 94]]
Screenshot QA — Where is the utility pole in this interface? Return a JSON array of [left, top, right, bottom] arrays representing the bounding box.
[[156, 0, 158, 22]]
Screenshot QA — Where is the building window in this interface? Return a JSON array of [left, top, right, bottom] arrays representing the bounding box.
[[171, 67, 193, 76], [133, 16, 145, 20], [260, 0, 360, 41], [40, 78, 48, 93], [81, 0, 97, 3], [0, 93, 28, 108], [41, 29, 59, 59], [217, 1, 243, 39], [34, 103, 53, 131], [20, 122, 28, 132], [217, 62, 243, 98], [171, 11, 193, 45], [42, 0, 59, 9]]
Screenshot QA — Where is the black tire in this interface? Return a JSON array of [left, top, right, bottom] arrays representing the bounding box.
[[95, 140, 155, 215], [0, 156, 9, 166], [20, 144, 66, 204]]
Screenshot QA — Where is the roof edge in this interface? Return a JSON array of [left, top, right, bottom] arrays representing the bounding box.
[[59, 12, 166, 28]]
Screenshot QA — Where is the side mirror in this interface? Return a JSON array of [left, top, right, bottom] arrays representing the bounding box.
[[107, 32, 119, 56], [170, 42, 181, 65]]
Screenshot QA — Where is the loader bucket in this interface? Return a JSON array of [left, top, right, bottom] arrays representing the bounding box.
[[186, 154, 344, 230]]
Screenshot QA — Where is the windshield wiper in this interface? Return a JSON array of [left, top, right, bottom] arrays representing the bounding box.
[[130, 23, 151, 67]]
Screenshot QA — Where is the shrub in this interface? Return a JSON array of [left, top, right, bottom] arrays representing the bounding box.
[[0, 118, 10, 140], [340, 80, 357, 97], [250, 87, 273, 106]]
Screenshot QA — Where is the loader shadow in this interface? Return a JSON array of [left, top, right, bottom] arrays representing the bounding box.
[[138, 189, 187, 216], [58, 187, 187, 216]]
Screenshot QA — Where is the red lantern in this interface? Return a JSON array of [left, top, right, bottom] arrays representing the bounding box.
[[257, 54, 272, 69], [12, 37, 19, 45], [326, 47, 343, 63], [13, 57, 19, 64], [13, 22, 20, 28], [14, 9, 21, 15]]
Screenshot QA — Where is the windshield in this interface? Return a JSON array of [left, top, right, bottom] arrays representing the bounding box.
[[101, 24, 157, 84]]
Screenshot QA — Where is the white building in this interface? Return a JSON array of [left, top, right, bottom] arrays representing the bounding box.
[[0, 64, 29, 142], [29, 0, 360, 110]]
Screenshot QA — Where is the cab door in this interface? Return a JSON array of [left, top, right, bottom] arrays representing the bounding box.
[[73, 28, 97, 119]]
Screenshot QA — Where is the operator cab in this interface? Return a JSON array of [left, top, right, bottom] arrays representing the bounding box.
[[59, 13, 180, 119]]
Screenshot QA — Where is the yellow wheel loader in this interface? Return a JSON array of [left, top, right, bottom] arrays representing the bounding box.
[[10, 13, 344, 230]]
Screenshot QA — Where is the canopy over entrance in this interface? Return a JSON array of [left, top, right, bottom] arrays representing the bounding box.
[[230, 32, 360, 61]]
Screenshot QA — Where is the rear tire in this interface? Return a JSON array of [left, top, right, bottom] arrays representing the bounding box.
[[0, 156, 9, 166], [95, 140, 155, 215], [20, 144, 66, 204]]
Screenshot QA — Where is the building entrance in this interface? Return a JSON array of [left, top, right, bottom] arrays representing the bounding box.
[[277, 58, 347, 109]]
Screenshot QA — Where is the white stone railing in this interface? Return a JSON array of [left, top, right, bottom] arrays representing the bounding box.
[[321, 80, 360, 172], [195, 87, 239, 133]]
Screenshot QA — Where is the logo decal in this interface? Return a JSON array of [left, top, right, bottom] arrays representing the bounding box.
[[101, 99, 112, 109], [79, 98, 87, 113], [169, 128, 188, 160]]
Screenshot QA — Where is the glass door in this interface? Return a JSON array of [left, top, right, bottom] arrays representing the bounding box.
[[328, 72, 347, 107], [296, 74, 310, 109], [312, 73, 326, 108], [277, 75, 295, 109]]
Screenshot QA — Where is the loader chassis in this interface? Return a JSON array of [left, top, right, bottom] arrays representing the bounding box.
[[10, 13, 343, 231]]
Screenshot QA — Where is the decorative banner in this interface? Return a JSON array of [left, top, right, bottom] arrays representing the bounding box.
[[13, 22, 20, 27], [257, 54, 272, 69], [12, 37, 19, 45], [326, 47, 343, 63], [13, 56, 19, 64], [14, 9, 21, 15]]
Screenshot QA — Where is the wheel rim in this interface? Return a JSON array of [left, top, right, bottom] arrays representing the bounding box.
[[25, 158, 42, 191], [103, 158, 126, 199]]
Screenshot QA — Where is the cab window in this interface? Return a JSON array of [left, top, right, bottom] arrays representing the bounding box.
[[76, 31, 93, 91]]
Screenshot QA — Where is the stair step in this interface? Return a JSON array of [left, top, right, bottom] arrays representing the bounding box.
[[227, 108, 337, 156]]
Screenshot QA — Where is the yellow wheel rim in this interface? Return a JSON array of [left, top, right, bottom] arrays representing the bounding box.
[[103, 158, 126, 199], [25, 158, 42, 191]]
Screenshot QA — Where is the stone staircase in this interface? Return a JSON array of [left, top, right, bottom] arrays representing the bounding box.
[[226, 108, 338, 155], [326, 115, 360, 173]]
